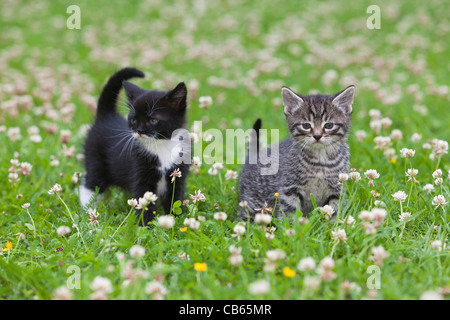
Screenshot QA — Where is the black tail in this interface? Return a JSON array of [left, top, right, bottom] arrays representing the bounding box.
[[247, 118, 261, 164], [96, 67, 145, 119]]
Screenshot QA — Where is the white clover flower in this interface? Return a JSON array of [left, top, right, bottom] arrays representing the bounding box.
[[169, 168, 182, 183], [192, 156, 202, 167], [213, 211, 228, 221], [406, 168, 419, 183], [355, 130, 367, 142], [364, 169, 380, 180], [319, 257, 335, 270], [400, 148, 415, 158], [320, 205, 334, 220], [297, 257, 316, 271], [412, 133, 423, 143], [432, 195, 447, 209], [53, 286, 73, 300], [127, 198, 138, 208], [369, 109, 381, 120], [380, 118, 392, 129], [183, 217, 200, 230], [21, 203, 30, 209], [207, 167, 218, 176], [331, 228, 347, 243], [254, 213, 272, 226], [349, 171, 361, 182], [190, 132, 199, 143], [265, 249, 286, 262], [198, 96, 213, 109], [90, 276, 113, 294], [370, 119, 382, 134], [316, 257, 336, 282], [157, 215, 175, 229], [303, 276, 321, 290], [432, 139, 448, 155], [71, 172, 81, 184], [369, 246, 390, 267], [420, 291, 444, 300], [88, 208, 100, 225], [48, 183, 62, 195], [143, 191, 158, 204], [390, 129, 402, 141], [358, 210, 374, 222], [129, 245, 146, 258], [341, 215, 355, 226], [432, 169, 442, 179], [212, 162, 223, 170], [338, 173, 349, 184], [136, 197, 149, 209], [224, 169, 238, 180], [145, 281, 168, 299], [228, 253, 243, 266], [423, 184, 434, 193], [372, 208, 387, 223], [392, 190, 408, 202], [431, 240, 442, 251], [374, 136, 391, 150], [248, 280, 270, 295], [190, 189, 206, 203], [232, 223, 246, 239], [57, 226, 71, 236], [398, 212, 411, 222]]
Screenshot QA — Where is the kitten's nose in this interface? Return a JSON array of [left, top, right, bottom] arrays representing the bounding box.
[[313, 134, 322, 141]]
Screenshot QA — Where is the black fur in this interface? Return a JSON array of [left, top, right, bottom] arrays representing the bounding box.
[[82, 67, 190, 226]]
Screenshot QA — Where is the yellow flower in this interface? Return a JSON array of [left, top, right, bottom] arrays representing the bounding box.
[[179, 226, 187, 232], [274, 192, 279, 198], [194, 262, 207, 272], [391, 157, 397, 164], [3, 241, 12, 252], [283, 267, 296, 278]]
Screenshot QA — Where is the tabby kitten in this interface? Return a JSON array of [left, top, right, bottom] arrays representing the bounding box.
[[81, 67, 190, 226], [239, 85, 355, 220]]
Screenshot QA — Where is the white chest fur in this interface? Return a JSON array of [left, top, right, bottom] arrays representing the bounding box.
[[135, 135, 181, 172]]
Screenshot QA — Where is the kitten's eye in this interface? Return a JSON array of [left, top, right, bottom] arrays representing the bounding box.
[[301, 123, 312, 130], [149, 119, 159, 125], [324, 123, 334, 130]]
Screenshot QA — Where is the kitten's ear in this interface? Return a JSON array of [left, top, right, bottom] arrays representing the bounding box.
[[281, 87, 304, 115], [123, 81, 144, 101], [167, 82, 187, 111], [332, 85, 355, 114]]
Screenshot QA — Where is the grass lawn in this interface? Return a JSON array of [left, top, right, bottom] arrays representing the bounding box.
[[0, 0, 449, 300]]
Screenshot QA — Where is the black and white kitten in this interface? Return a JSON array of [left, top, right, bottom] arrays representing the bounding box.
[[239, 85, 355, 220], [81, 67, 190, 226]]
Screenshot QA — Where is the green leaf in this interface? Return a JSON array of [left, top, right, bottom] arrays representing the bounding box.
[[25, 223, 35, 231], [173, 200, 181, 208]]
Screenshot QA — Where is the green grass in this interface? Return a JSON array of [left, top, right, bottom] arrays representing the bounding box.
[[0, 0, 449, 300]]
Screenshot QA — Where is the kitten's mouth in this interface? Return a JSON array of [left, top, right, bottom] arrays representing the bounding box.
[[133, 132, 151, 140]]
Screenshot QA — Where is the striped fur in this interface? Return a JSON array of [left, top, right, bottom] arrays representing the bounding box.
[[239, 86, 355, 220]]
